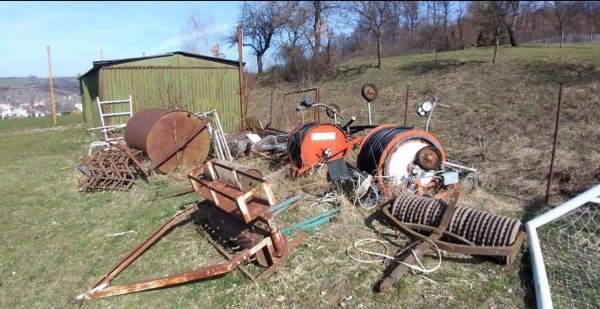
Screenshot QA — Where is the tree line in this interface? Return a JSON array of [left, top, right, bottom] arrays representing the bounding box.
[[182, 1, 600, 81]]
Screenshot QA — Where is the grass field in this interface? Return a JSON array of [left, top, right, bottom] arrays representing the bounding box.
[[0, 114, 83, 133], [1, 44, 599, 308]]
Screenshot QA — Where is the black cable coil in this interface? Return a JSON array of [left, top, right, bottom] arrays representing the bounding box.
[[357, 125, 412, 175], [287, 122, 319, 168]]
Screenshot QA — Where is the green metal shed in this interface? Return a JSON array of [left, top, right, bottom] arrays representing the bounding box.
[[78, 51, 243, 133]]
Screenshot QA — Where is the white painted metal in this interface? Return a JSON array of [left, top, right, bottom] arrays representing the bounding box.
[[385, 140, 434, 186], [195, 110, 232, 161], [442, 160, 478, 173], [86, 95, 133, 154], [311, 132, 336, 141], [525, 183, 600, 309]]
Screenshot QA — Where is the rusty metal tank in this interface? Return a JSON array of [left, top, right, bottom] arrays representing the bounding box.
[[124, 108, 211, 173]]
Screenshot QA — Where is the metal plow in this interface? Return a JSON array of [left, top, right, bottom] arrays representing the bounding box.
[[70, 160, 306, 303]]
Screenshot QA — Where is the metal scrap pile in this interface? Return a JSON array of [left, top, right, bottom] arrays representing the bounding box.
[[71, 83, 527, 304], [78, 148, 140, 192]]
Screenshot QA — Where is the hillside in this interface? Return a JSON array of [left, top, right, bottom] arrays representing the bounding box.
[[234, 44, 600, 308], [249, 44, 600, 205], [0, 76, 80, 113]]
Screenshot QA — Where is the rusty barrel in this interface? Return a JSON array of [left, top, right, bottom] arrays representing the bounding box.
[[125, 108, 211, 173]]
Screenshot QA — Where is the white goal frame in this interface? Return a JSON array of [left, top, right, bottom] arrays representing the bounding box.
[[525, 183, 600, 309]]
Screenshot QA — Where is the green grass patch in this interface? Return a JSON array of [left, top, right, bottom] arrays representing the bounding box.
[[0, 113, 83, 133]]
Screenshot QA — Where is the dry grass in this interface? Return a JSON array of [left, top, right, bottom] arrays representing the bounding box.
[[2, 44, 600, 309]]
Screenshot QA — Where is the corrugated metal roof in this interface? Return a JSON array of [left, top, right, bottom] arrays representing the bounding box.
[[78, 51, 243, 79]]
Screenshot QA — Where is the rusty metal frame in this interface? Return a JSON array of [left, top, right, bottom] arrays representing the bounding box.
[[378, 188, 526, 292], [378, 189, 461, 292], [187, 160, 276, 224], [381, 210, 526, 259], [270, 88, 321, 132], [282, 88, 320, 123], [106, 131, 149, 178], [70, 202, 304, 303], [186, 159, 299, 260], [70, 204, 200, 302], [72, 160, 307, 303]]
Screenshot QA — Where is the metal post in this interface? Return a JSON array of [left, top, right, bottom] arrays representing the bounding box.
[[237, 25, 245, 130], [404, 84, 410, 126], [316, 88, 320, 122], [546, 83, 563, 204], [47, 46, 57, 126], [367, 102, 372, 125], [269, 88, 274, 125]]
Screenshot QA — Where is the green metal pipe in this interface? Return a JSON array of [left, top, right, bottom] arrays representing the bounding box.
[[270, 193, 302, 217], [282, 208, 340, 235]]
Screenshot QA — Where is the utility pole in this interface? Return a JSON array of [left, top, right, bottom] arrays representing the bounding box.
[[47, 46, 57, 125], [237, 24, 245, 129]]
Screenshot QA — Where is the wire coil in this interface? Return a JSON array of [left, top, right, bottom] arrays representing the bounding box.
[[287, 122, 319, 168], [356, 125, 411, 175]]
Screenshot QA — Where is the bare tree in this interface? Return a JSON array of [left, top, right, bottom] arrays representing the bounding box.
[[281, 2, 310, 50], [210, 44, 226, 59], [457, 1, 466, 41], [403, 1, 420, 40], [421, 1, 442, 53], [505, 1, 521, 46], [309, 1, 340, 66], [472, 1, 511, 64], [181, 12, 220, 55], [440, 1, 452, 35], [387, 1, 405, 42], [552, 1, 581, 48], [345, 1, 394, 68], [277, 2, 311, 80], [230, 1, 296, 73], [518, 1, 538, 42]]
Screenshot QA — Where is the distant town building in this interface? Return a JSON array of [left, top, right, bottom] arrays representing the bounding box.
[[1, 107, 28, 119], [34, 99, 47, 107]]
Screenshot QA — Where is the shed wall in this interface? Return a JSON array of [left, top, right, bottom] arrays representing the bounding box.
[[81, 54, 242, 133]]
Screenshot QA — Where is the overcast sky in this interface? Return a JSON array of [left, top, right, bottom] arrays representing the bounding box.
[[0, 1, 246, 77]]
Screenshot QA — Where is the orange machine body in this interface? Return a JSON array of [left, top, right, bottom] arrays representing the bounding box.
[[287, 122, 362, 175]]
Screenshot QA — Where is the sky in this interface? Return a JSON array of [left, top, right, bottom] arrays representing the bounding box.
[[0, 1, 247, 78]]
